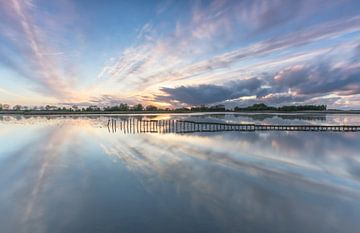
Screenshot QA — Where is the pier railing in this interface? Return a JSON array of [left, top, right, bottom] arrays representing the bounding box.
[[106, 119, 360, 133]]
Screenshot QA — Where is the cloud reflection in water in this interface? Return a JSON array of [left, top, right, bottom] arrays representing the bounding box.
[[0, 115, 360, 233]]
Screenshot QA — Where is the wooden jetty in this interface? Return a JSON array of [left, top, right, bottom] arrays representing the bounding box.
[[106, 119, 360, 134]]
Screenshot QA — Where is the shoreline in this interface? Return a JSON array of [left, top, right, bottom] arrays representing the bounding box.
[[1, 110, 360, 116]]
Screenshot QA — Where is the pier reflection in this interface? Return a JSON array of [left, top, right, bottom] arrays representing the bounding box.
[[1, 115, 360, 233]]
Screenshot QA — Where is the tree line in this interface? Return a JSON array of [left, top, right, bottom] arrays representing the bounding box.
[[234, 103, 327, 111], [0, 103, 327, 113]]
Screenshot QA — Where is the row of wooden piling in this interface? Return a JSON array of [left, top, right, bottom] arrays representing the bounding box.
[[106, 119, 360, 133]]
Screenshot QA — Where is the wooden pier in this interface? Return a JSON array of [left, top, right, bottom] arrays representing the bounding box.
[[106, 119, 360, 133]]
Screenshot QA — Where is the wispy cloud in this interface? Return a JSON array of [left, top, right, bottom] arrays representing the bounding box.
[[0, 0, 81, 100], [98, 11, 360, 104]]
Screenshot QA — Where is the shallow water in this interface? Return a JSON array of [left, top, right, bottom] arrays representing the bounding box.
[[1, 113, 360, 233]]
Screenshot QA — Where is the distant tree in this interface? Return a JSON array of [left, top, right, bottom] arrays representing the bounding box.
[[45, 105, 57, 111], [13, 105, 22, 111], [86, 105, 100, 111], [145, 105, 158, 111], [0, 104, 2, 111], [3, 104, 10, 110], [191, 105, 208, 112], [209, 104, 226, 112], [119, 103, 129, 111], [175, 107, 190, 112], [247, 103, 275, 111], [234, 103, 275, 111], [278, 105, 327, 111], [104, 103, 129, 111], [133, 104, 143, 111], [234, 104, 327, 112]]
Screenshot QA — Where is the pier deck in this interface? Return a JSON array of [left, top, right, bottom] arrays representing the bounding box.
[[106, 119, 360, 133]]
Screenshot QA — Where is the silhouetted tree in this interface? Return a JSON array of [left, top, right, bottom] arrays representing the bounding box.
[[234, 104, 327, 112], [145, 105, 158, 111], [133, 104, 143, 111], [13, 105, 22, 111], [2, 104, 10, 110]]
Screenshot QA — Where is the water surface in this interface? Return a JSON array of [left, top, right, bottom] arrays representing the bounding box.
[[1, 113, 360, 233]]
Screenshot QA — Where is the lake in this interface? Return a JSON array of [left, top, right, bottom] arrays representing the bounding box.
[[1, 113, 360, 233]]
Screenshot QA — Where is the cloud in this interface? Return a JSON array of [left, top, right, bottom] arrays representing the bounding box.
[[194, 15, 360, 74], [260, 93, 309, 105], [234, 0, 303, 31], [356, 43, 360, 55], [59, 94, 137, 107], [98, 10, 360, 96], [353, 42, 360, 61], [0, 0, 80, 100], [156, 0, 175, 15], [157, 78, 265, 105], [190, 0, 321, 39], [98, 126, 360, 232], [274, 64, 360, 96], [155, 60, 360, 107], [0, 46, 35, 81]]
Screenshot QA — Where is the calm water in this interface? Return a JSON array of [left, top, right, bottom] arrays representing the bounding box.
[[1, 113, 360, 233]]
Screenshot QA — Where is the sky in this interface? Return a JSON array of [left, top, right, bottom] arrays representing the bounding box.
[[0, 0, 360, 109]]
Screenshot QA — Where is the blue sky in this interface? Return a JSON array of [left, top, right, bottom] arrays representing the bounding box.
[[0, 0, 360, 109]]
